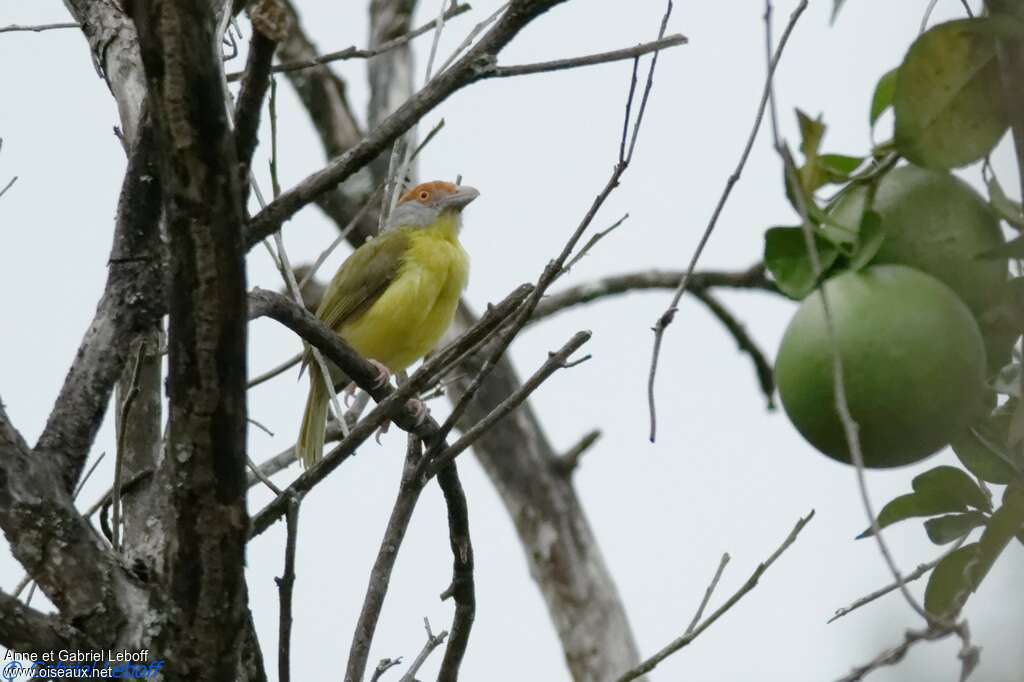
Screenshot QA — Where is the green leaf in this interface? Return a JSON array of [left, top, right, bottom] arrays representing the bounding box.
[[820, 154, 864, 178], [925, 543, 981, 618], [870, 68, 898, 127], [986, 172, 1024, 230], [894, 19, 1008, 169], [847, 210, 885, 272], [763, 227, 839, 299], [858, 465, 992, 539], [952, 420, 1017, 485], [858, 491, 966, 539], [913, 465, 991, 512], [797, 109, 825, 160], [981, 234, 1024, 259], [924, 512, 988, 545]]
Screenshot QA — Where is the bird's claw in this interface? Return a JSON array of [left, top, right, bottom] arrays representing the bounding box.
[[374, 420, 390, 445], [371, 400, 428, 445], [368, 360, 391, 391]]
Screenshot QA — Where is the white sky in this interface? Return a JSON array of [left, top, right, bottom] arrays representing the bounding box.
[[1, 0, 1022, 680]]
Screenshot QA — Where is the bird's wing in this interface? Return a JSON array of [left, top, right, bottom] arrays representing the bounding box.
[[315, 229, 410, 331]]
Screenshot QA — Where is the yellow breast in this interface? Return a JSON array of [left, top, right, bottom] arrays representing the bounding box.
[[339, 217, 468, 372]]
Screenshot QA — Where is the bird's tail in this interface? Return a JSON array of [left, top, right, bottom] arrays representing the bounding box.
[[297, 361, 328, 468]]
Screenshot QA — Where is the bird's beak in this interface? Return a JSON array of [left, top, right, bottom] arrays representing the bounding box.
[[442, 185, 480, 211]]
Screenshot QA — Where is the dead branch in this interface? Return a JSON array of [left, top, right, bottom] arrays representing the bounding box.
[[614, 511, 815, 682], [646, 0, 808, 441]]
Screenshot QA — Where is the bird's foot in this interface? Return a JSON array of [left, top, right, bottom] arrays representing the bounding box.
[[368, 360, 391, 390], [372, 399, 430, 445], [343, 382, 358, 407]]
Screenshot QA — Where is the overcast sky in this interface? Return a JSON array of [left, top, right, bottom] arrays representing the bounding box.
[[1, 0, 1022, 680]]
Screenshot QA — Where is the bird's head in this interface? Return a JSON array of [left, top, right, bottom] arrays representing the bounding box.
[[385, 181, 479, 231]]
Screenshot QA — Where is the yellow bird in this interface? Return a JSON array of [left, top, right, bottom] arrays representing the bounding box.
[[296, 180, 478, 467]]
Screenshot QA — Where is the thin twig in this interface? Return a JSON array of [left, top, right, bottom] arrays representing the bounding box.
[[614, 511, 815, 682], [112, 341, 146, 552], [646, 0, 807, 442], [398, 618, 448, 682], [344, 438, 427, 682], [530, 264, 775, 323], [0, 176, 16, 201], [248, 352, 303, 388], [827, 536, 969, 624], [247, 456, 284, 496], [436, 2, 508, 75], [225, 3, 472, 82], [561, 214, 629, 275], [369, 658, 402, 682], [0, 22, 79, 33], [491, 34, 686, 79], [424, 5, 672, 462], [276, 495, 301, 682], [553, 429, 601, 476], [685, 553, 730, 635], [425, 332, 592, 477]]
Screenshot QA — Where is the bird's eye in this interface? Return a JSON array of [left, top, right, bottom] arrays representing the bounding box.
[[418, 191, 430, 201]]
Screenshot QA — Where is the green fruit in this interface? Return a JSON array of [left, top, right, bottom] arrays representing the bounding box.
[[776, 265, 987, 468], [828, 165, 1007, 315]]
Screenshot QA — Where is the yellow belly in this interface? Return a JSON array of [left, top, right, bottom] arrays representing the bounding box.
[[339, 223, 468, 372]]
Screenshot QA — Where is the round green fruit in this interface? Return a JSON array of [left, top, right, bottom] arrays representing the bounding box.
[[775, 265, 987, 468], [828, 165, 1007, 315]]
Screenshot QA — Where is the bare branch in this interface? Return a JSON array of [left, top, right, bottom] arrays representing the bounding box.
[[248, 351, 303, 388], [531, 264, 775, 323], [34, 114, 163, 492], [490, 34, 686, 79], [646, 0, 808, 441], [224, 3, 472, 82], [762, 0, 932, 626], [0, 589, 88, 654], [553, 428, 601, 476], [344, 438, 428, 682], [834, 622, 979, 682], [234, 0, 288, 201], [0, 398, 147, 647], [827, 555, 948, 625], [690, 288, 775, 407], [425, 331, 592, 477], [370, 658, 403, 682], [0, 21, 80, 33], [684, 553, 730, 635], [0, 176, 17, 200], [398, 619, 448, 682], [435, 463, 475, 682], [276, 495, 301, 682], [614, 511, 815, 682], [244, 0, 682, 245], [246, 283, 533, 537]]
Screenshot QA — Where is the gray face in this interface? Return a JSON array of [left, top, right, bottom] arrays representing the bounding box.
[[385, 185, 479, 230]]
